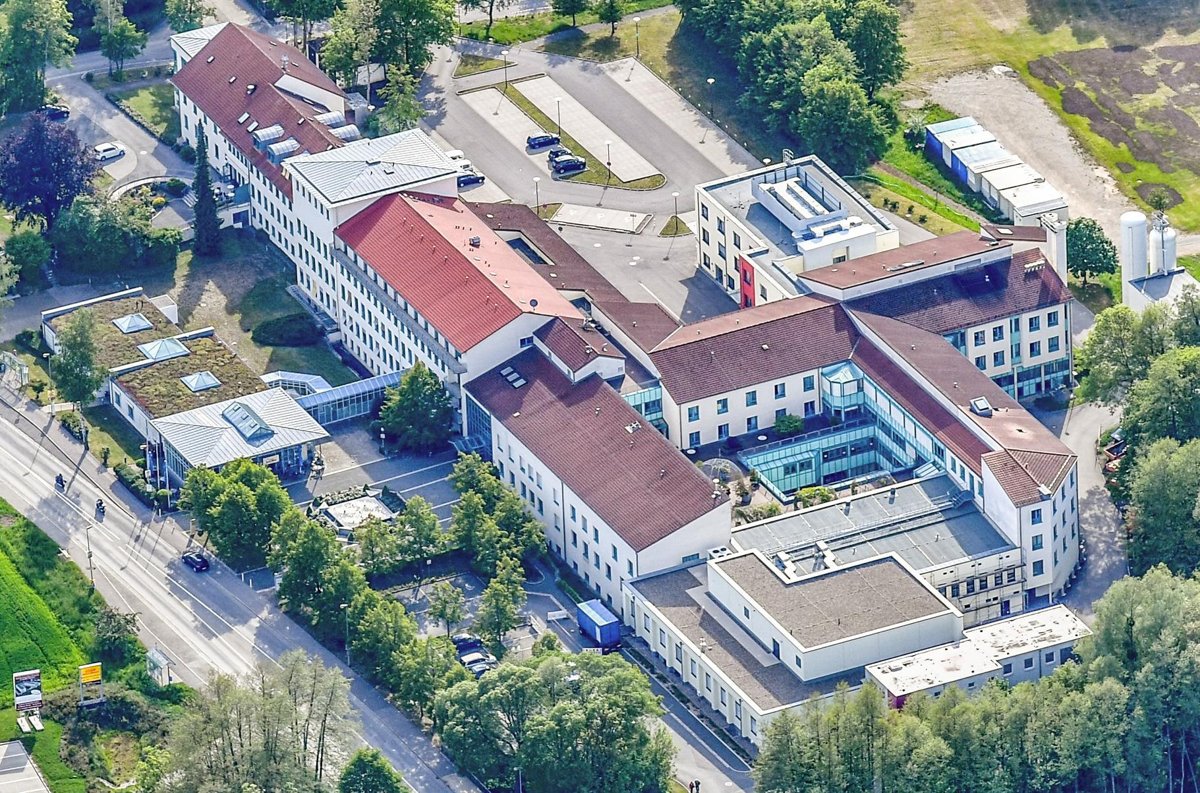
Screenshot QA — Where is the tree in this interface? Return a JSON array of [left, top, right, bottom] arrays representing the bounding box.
[[356, 515, 401, 576], [276, 517, 341, 614], [388, 636, 467, 720], [192, 128, 221, 257], [340, 748, 406, 793], [1146, 188, 1172, 214], [0, 0, 76, 112], [1123, 345, 1200, 449], [320, 0, 380, 87], [94, 606, 139, 662], [165, 651, 355, 789], [99, 15, 147, 76], [133, 745, 171, 793], [0, 247, 19, 317], [449, 453, 505, 509], [428, 580, 466, 635], [370, 70, 424, 136], [475, 572, 525, 651], [1129, 438, 1200, 582], [551, 0, 588, 26], [1066, 217, 1118, 287], [53, 309, 104, 408], [450, 491, 491, 555], [400, 495, 443, 566], [350, 592, 416, 683], [272, 0, 338, 52], [842, 0, 905, 98], [0, 114, 96, 228], [374, 0, 454, 75], [460, 0, 512, 30], [378, 362, 455, 453], [595, 0, 624, 34], [165, 0, 214, 31], [5, 229, 50, 287], [1076, 302, 1174, 404], [493, 492, 544, 561], [793, 59, 887, 173]]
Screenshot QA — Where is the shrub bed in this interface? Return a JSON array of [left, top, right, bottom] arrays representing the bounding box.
[[114, 463, 155, 506], [251, 313, 323, 347], [58, 411, 85, 440]]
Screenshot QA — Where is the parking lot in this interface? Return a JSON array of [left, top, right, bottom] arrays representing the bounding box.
[[0, 742, 49, 793]]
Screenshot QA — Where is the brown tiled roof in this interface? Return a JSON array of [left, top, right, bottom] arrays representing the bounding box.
[[466, 349, 726, 551], [847, 250, 1070, 334], [848, 309, 1074, 486], [649, 300, 857, 404], [850, 338, 991, 473], [981, 224, 1048, 243], [467, 202, 627, 303], [171, 23, 346, 195], [798, 232, 1010, 290], [592, 300, 681, 352], [534, 317, 624, 372]]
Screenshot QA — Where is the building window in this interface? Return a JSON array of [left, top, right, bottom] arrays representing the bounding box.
[[717, 398, 728, 414], [644, 614, 650, 631], [627, 560, 634, 576], [1007, 569, 1017, 583], [718, 242, 727, 260], [750, 716, 757, 735], [674, 642, 682, 661], [1032, 509, 1043, 525], [973, 330, 986, 346], [742, 606, 750, 619], [975, 356, 987, 370], [733, 232, 741, 248], [701, 229, 710, 245], [950, 583, 960, 598], [803, 375, 815, 391], [717, 218, 725, 234], [993, 350, 1005, 367], [774, 383, 786, 399], [1024, 657, 1034, 670], [1030, 341, 1042, 357], [1047, 310, 1059, 327], [1045, 651, 1055, 663], [688, 431, 701, 448], [1049, 336, 1060, 353], [690, 659, 698, 677], [794, 655, 802, 669], [570, 506, 577, 522], [1029, 316, 1041, 332], [1003, 663, 1013, 675], [735, 701, 742, 720], [966, 579, 976, 595], [775, 408, 787, 420], [746, 416, 759, 433], [605, 564, 612, 580], [1033, 560, 1044, 576], [993, 325, 1004, 342], [1032, 534, 1043, 550], [705, 673, 712, 691], [687, 406, 700, 422], [718, 424, 729, 440], [804, 401, 816, 416], [745, 390, 758, 407], [659, 629, 666, 647], [700, 204, 709, 220], [720, 688, 727, 706]]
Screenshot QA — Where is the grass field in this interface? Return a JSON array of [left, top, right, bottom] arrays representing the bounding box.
[[82, 404, 148, 466], [659, 215, 690, 236], [852, 173, 980, 231], [453, 54, 509, 78], [109, 82, 179, 145], [460, 0, 672, 45], [851, 180, 971, 236]]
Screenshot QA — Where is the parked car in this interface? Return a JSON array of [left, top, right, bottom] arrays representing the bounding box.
[[444, 149, 465, 161], [526, 133, 561, 150], [546, 145, 572, 163], [452, 632, 484, 653], [40, 103, 70, 120], [93, 142, 125, 162], [467, 659, 496, 678], [457, 169, 486, 187], [181, 551, 210, 572], [552, 156, 587, 175]]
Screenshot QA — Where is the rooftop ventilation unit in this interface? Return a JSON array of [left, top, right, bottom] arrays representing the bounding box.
[[330, 124, 361, 142], [624, 421, 642, 434], [707, 546, 730, 560], [969, 396, 994, 416], [469, 236, 481, 247], [251, 124, 284, 148], [245, 84, 256, 95]]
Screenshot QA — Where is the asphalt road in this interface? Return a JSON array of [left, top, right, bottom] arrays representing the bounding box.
[[0, 391, 479, 793]]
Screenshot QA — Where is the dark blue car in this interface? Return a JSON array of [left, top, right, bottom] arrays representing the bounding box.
[[526, 133, 561, 150]]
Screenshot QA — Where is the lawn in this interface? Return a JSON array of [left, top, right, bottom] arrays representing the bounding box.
[[851, 179, 971, 236], [852, 173, 980, 232], [481, 81, 666, 190], [109, 82, 180, 145], [658, 215, 690, 236], [453, 54, 510, 78], [82, 404, 153, 466], [1180, 254, 1200, 282], [460, 0, 673, 45], [0, 546, 84, 706]]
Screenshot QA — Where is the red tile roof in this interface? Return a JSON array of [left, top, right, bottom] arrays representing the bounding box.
[[847, 250, 1071, 334], [649, 300, 858, 404], [467, 349, 726, 551], [592, 300, 681, 352], [335, 193, 580, 351], [799, 232, 1011, 290], [534, 317, 624, 372], [171, 23, 347, 195]]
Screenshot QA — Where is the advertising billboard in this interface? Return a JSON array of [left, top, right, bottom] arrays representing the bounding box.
[[12, 670, 42, 712], [79, 663, 102, 685]]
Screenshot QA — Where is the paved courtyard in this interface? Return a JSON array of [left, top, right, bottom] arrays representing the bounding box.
[[549, 203, 649, 233]]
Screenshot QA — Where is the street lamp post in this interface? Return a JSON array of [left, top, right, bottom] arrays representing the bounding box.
[[340, 603, 351, 667], [672, 190, 680, 220], [41, 352, 52, 406], [633, 16, 641, 59], [501, 50, 510, 90], [379, 428, 386, 455], [605, 140, 612, 186], [706, 77, 715, 117], [554, 97, 562, 137], [533, 176, 540, 213]]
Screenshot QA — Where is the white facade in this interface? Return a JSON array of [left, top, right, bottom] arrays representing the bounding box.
[[663, 368, 823, 450]]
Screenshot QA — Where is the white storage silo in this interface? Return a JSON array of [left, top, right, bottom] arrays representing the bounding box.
[[1149, 216, 1179, 274], [1120, 211, 1149, 284]]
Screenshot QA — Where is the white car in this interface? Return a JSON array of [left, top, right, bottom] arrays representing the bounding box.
[[93, 142, 125, 162]]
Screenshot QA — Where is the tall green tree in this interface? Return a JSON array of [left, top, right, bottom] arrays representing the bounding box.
[[378, 362, 455, 453], [5, 229, 50, 287], [1129, 438, 1200, 574], [165, 0, 214, 31], [428, 580, 466, 635], [0, 114, 96, 228], [371, 70, 425, 136], [1123, 345, 1200, 449], [843, 0, 905, 98], [1076, 302, 1174, 404], [0, 0, 76, 112], [320, 0, 380, 87], [373, 0, 454, 75], [356, 515, 401, 576], [449, 453, 505, 509], [551, 0, 588, 25], [1066, 216, 1118, 287], [271, 0, 338, 52], [53, 309, 104, 408], [192, 128, 221, 257], [388, 635, 467, 720], [99, 15, 147, 76], [340, 749, 406, 793], [594, 0, 624, 34], [793, 59, 887, 173], [400, 495, 443, 565], [475, 570, 525, 651], [349, 592, 416, 682]]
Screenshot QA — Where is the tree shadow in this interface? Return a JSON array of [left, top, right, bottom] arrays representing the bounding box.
[[1024, 0, 1200, 46]]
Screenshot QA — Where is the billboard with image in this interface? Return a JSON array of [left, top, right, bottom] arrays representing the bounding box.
[[12, 669, 42, 712]]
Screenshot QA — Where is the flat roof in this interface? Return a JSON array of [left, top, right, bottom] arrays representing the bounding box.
[[730, 476, 1014, 573], [714, 553, 953, 649], [984, 163, 1043, 192], [866, 639, 1001, 698], [1128, 267, 1200, 303], [926, 116, 977, 137], [629, 565, 859, 711], [954, 141, 1018, 172], [1000, 181, 1065, 213], [115, 335, 267, 418], [964, 604, 1091, 659], [940, 125, 996, 153], [47, 294, 180, 369], [798, 232, 1010, 290]]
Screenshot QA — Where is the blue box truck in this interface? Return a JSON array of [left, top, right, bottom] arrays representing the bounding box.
[[577, 599, 620, 652]]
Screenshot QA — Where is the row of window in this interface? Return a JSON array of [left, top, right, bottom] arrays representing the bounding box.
[[974, 336, 1063, 370], [686, 378, 814, 423], [971, 310, 1061, 348]]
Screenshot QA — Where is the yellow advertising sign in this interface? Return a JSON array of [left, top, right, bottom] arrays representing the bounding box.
[[79, 663, 102, 685]]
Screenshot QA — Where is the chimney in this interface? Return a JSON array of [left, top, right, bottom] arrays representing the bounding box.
[[281, 54, 290, 72], [1040, 215, 1068, 282]]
